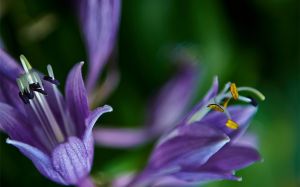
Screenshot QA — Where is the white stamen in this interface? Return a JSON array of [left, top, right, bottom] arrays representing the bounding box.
[[48, 65, 74, 136], [17, 56, 68, 151], [53, 86, 74, 136], [35, 93, 65, 142], [220, 82, 231, 94], [30, 99, 56, 149], [223, 108, 232, 120]]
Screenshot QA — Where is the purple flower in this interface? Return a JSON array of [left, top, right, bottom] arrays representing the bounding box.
[[116, 77, 265, 187], [0, 49, 112, 186], [93, 51, 201, 148], [77, 0, 121, 94]]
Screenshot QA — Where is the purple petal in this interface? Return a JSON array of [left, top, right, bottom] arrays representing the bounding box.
[[130, 168, 238, 187], [84, 105, 113, 141], [0, 78, 25, 113], [234, 133, 259, 148], [93, 128, 150, 148], [148, 124, 229, 170], [83, 105, 113, 163], [167, 171, 240, 186], [65, 62, 89, 137], [88, 66, 120, 105], [152, 176, 195, 187], [77, 176, 96, 187], [112, 173, 135, 187], [200, 105, 257, 139], [52, 137, 89, 185], [0, 49, 24, 111], [199, 145, 261, 172], [6, 139, 67, 185], [0, 103, 38, 146], [0, 48, 22, 82], [78, 0, 121, 92], [183, 77, 219, 123], [145, 63, 200, 135]]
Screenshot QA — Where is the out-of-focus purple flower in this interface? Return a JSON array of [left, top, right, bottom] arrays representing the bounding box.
[[115, 77, 265, 187], [77, 0, 121, 94], [93, 52, 201, 148], [0, 49, 112, 186]]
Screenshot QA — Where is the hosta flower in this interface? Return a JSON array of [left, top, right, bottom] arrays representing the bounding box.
[[93, 51, 201, 148], [115, 77, 265, 187], [0, 49, 112, 186]]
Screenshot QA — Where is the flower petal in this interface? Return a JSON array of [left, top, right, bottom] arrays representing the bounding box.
[[6, 139, 67, 185], [0, 78, 25, 113], [83, 105, 113, 163], [234, 133, 258, 148], [65, 62, 89, 137], [169, 171, 239, 186], [0, 48, 22, 82], [130, 169, 239, 187], [146, 62, 200, 135], [112, 172, 135, 187], [93, 128, 149, 148], [84, 105, 113, 141], [77, 176, 96, 187], [0, 50, 24, 111], [200, 105, 257, 139], [199, 145, 261, 172], [78, 0, 121, 92], [52, 137, 89, 185], [148, 124, 229, 171], [0, 103, 36, 145], [183, 77, 219, 124]]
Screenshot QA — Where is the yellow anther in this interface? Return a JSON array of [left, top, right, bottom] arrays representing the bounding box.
[[230, 83, 239, 100], [226, 119, 239, 130], [207, 104, 224, 112], [222, 98, 231, 108]]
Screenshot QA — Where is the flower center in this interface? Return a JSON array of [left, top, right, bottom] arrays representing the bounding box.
[[187, 81, 265, 128], [16, 55, 72, 151]]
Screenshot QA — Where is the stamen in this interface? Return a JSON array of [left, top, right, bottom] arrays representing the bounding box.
[[226, 119, 239, 129], [44, 76, 60, 85], [16, 55, 66, 150], [25, 90, 34, 99], [230, 83, 239, 100], [207, 104, 224, 112], [17, 76, 30, 94], [222, 98, 231, 108], [43, 65, 60, 85], [34, 93, 65, 143], [19, 92, 30, 104], [187, 79, 265, 125], [220, 82, 231, 94], [30, 83, 47, 95], [47, 64, 74, 136], [247, 96, 258, 107]]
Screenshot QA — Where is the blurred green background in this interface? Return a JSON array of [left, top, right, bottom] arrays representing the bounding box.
[[0, 0, 299, 186]]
